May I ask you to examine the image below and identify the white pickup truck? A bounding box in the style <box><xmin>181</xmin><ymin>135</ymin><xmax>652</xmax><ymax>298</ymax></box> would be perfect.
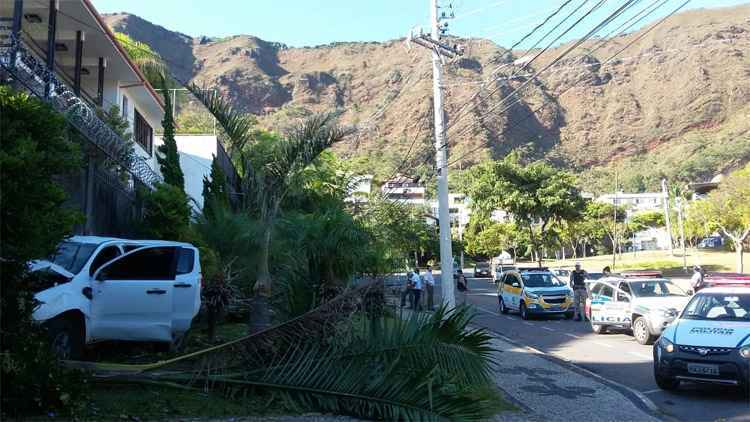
<box><xmin>31</xmin><ymin>236</ymin><xmax>202</xmax><ymax>359</ymax></box>
<box><xmin>587</xmin><ymin>276</ymin><xmax>690</xmax><ymax>344</ymax></box>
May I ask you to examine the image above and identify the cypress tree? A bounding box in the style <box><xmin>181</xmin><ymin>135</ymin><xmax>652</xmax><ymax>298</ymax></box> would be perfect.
<box><xmin>202</xmin><ymin>155</ymin><xmax>230</xmax><ymax>219</ymax></box>
<box><xmin>157</xmin><ymin>75</ymin><xmax>185</xmax><ymax>190</ymax></box>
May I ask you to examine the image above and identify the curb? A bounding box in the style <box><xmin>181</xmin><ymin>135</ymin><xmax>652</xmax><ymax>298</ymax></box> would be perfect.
<box><xmin>470</xmin><ymin>307</ymin><xmax>677</xmax><ymax>422</ymax></box>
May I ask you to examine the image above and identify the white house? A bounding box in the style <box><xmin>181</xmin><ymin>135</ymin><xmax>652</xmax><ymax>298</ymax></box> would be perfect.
<box><xmin>381</xmin><ymin>174</ymin><xmax>426</xmax><ymax>206</ymax></box>
<box><xmin>596</xmin><ymin>192</ymin><xmax>666</xmax><ymax>217</ymax></box>
<box><xmin>429</xmin><ymin>193</ymin><xmax>471</xmax><ymax>229</ymax></box>
<box><xmin>1</xmin><ymin>0</ymin><xmax>165</xmax><ymax>177</ymax></box>
<box><xmin>154</xmin><ymin>134</ymin><xmax>218</xmax><ymax>211</ymax></box>
<box><xmin>632</xmin><ymin>226</ymin><xmax>671</xmax><ymax>251</ymax></box>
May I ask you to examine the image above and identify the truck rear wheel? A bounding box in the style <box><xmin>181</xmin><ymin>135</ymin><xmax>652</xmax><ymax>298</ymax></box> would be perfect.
<box><xmin>634</xmin><ymin>316</ymin><xmax>656</xmax><ymax>345</ymax></box>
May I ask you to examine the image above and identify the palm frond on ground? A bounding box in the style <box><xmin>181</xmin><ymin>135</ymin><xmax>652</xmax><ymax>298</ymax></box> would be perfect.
<box><xmin>91</xmin><ymin>281</ymin><xmax>500</xmax><ymax>420</ymax></box>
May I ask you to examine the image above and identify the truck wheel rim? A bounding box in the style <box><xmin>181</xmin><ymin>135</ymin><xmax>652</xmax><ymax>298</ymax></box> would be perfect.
<box><xmin>53</xmin><ymin>332</ymin><xmax>71</xmax><ymax>359</ymax></box>
<box><xmin>635</xmin><ymin>320</ymin><xmax>647</xmax><ymax>342</ymax></box>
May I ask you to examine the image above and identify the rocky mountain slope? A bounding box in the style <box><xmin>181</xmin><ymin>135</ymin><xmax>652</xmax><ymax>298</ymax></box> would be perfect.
<box><xmin>103</xmin><ymin>5</ymin><xmax>750</xmax><ymax>191</ymax></box>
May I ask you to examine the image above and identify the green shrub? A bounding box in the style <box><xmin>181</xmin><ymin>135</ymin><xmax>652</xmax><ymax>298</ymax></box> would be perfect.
<box><xmin>139</xmin><ymin>183</ymin><xmax>191</xmax><ymax>240</ymax></box>
<box><xmin>0</xmin><ymin>86</ymin><xmax>87</xmax><ymax>416</ymax></box>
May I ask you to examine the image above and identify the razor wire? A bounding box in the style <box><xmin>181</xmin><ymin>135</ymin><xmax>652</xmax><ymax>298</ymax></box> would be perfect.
<box><xmin>0</xmin><ymin>34</ymin><xmax>162</xmax><ymax>190</ymax></box>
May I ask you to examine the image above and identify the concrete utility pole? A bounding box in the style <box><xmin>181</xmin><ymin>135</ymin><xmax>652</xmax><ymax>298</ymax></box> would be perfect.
<box><xmin>661</xmin><ymin>179</ymin><xmax>675</xmax><ymax>256</ymax></box>
<box><xmin>408</xmin><ymin>0</ymin><xmax>462</xmax><ymax>308</ymax></box>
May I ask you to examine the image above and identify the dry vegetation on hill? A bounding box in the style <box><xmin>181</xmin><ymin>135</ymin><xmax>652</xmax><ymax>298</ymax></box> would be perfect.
<box><xmin>104</xmin><ymin>4</ymin><xmax>750</xmax><ymax>192</ymax></box>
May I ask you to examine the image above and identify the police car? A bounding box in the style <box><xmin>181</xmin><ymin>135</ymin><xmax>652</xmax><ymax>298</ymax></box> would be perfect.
<box><xmin>497</xmin><ymin>268</ymin><xmax>574</xmax><ymax>320</ymax></box>
<box><xmin>587</xmin><ymin>276</ymin><xmax>690</xmax><ymax>344</ymax></box>
<box><xmin>653</xmin><ymin>287</ymin><xmax>750</xmax><ymax>394</ymax></box>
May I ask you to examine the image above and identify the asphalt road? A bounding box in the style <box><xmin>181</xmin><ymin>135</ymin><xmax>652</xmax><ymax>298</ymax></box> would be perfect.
<box><xmin>459</xmin><ymin>275</ymin><xmax>750</xmax><ymax>422</ymax></box>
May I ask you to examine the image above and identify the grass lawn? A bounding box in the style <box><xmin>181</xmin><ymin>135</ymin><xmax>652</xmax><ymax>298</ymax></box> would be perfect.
<box><xmin>543</xmin><ymin>249</ymin><xmax>747</xmax><ymax>278</ymax></box>
<box><xmin>85</xmin><ymin>383</ymin><xmax>290</xmax><ymax>421</ymax></box>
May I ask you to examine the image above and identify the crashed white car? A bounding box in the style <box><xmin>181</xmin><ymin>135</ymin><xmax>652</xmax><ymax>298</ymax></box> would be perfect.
<box><xmin>653</xmin><ymin>287</ymin><xmax>750</xmax><ymax>394</ymax></box>
<box><xmin>31</xmin><ymin>236</ymin><xmax>202</xmax><ymax>359</ymax></box>
<box><xmin>587</xmin><ymin>277</ymin><xmax>690</xmax><ymax>344</ymax></box>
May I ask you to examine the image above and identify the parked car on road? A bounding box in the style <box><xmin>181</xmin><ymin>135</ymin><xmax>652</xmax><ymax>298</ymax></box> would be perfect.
<box><xmin>653</xmin><ymin>287</ymin><xmax>750</xmax><ymax>394</ymax></box>
<box><xmin>474</xmin><ymin>262</ymin><xmax>491</xmax><ymax>278</ymax></box>
<box><xmin>30</xmin><ymin>236</ymin><xmax>202</xmax><ymax>359</ymax></box>
<box><xmin>497</xmin><ymin>269</ymin><xmax>574</xmax><ymax>320</ymax></box>
<box><xmin>587</xmin><ymin>276</ymin><xmax>690</xmax><ymax>344</ymax></box>
<box><xmin>493</xmin><ymin>264</ymin><xmax>518</xmax><ymax>283</ymax></box>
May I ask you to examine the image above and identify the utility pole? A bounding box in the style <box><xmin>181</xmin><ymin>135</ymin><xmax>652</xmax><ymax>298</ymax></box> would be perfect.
<box><xmin>408</xmin><ymin>0</ymin><xmax>462</xmax><ymax>308</ymax></box>
<box><xmin>612</xmin><ymin>170</ymin><xmax>618</xmax><ymax>270</ymax></box>
<box><xmin>677</xmin><ymin>195</ymin><xmax>687</xmax><ymax>272</ymax></box>
<box><xmin>661</xmin><ymin>179</ymin><xmax>674</xmax><ymax>256</ymax></box>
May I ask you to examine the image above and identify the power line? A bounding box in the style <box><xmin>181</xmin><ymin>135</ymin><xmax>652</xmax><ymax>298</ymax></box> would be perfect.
<box><xmin>445</xmin><ymin>0</ymin><xmax>692</xmax><ymax>168</ymax></box>
<box><xmin>444</xmin><ymin>0</ymin><xmax>596</xmax><ymax>134</ymax></box>
<box><xmin>446</xmin><ymin>0</ymin><xmax>641</xmax><ymax>143</ymax></box>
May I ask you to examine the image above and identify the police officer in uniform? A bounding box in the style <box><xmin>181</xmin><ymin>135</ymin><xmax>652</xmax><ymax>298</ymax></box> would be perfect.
<box><xmin>569</xmin><ymin>263</ymin><xmax>588</xmax><ymax>321</ymax></box>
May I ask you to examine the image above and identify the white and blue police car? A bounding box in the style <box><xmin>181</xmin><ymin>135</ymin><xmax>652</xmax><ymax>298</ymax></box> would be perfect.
<box><xmin>653</xmin><ymin>287</ymin><xmax>750</xmax><ymax>394</ymax></box>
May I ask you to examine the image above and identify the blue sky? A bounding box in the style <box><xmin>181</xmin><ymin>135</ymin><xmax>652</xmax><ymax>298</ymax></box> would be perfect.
<box><xmin>93</xmin><ymin>0</ymin><xmax>748</xmax><ymax>48</ymax></box>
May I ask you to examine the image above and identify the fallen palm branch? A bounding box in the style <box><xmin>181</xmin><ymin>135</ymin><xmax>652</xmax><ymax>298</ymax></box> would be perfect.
<box><xmin>73</xmin><ymin>279</ymin><xmax>502</xmax><ymax>420</ymax></box>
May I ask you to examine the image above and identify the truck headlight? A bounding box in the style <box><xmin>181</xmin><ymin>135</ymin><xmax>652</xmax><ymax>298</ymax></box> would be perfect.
<box><xmin>659</xmin><ymin>336</ymin><xmax>675</xmax><ymax>353</ymax></box>
<box><xmin>740</xmin><ymin>346</ymin><xmax>750</xmax><ymax>359</ymax></box>
<box><xmin>525</xmin><ymin>291</ymin><xmax>539</xmax><ymax>300</ymax></box>
<box><xmin>654</xmin><ymin>308</ymin><xmax>677</xmax><ymax>318</ymax></box>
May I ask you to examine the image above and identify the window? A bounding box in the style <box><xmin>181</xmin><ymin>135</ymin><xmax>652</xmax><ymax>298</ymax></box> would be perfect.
<box><xmin>98</xmin><ymin>247</ymin><xmax>177</xmax><ymax>281</ymax></box>
<box><xmin>121</xmin><ymin>95</ymin><xmax>129</xmax><ymax>120</ymax></box>
<box><xmin>50</xmin><ymin>242</ymin><xmax>99</xmax><ymax>275</ymax></box>
<box><xmin>599</xmin><ymin>284</ymin><xmax>614</xmax><ymax>299</ymax></box>
<box><xmin>134</xmin><ymin>109</ymin><xmax>153</xmax><ymax>155</ymax></box>
<box><xmin>89</xmin><ymin>246</ymin><xmax>121</xmax><ymax>276</ymax></box>
<box><xmin>176</xmin><ymin>248</ymin><xmax>195</xmax><ymax>275</ymax></box>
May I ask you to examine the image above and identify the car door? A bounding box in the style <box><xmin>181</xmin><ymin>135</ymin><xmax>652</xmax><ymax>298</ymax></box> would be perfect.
<box><xmin>90</xmin><ymin>246</ymin><xmax>177</xmax><ymax>342</ymax></box>
<box><xmin>505</xmin><ymin>274</ymin><xmax>523</xmax><ymax>310</ymax></box>
<box><xmin>171</xmin><ymin>247</ymin><xmax>199</xmax><ymax>334</ymax></box>
<box><xmin>590</xmin><ymin>282</ymin><xmax>627</xmax><ymax>325</ymax></box>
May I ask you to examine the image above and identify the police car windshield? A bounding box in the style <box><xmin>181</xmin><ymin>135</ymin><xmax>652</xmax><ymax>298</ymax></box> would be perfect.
<box><xmin>49</xmin><ymin>241</ymin><xmax>98</xmax><ymax>274</ymax></box>
<box><xmin>629</xmin><ymin>280</ymin><xmax>687</xmax><ymax>298</ymax></box>
<box><xmin>682</xmin><ymin>293</ymin><xmax>750</xmax><ymax>321</ymax></box>
<box><xmin>522</xmin><ymin>273</ymin><xmax>565</xmax><ymax>288</ymax></box>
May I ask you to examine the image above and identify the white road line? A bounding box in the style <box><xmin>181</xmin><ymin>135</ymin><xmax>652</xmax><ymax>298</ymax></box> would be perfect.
<box><xmin>641</xmin><ymin>389</ymin><xmax>662</xmax><ymax>395</ymax></box>
<box><xmin>628</xmin><ymin>351</ymin><xmax>652</xmax><ymax>360</ymax></box>
<box><xmin>592</xmin><ymin>341</ymin><xmax>614</xmax><ymax>349</ymax></box>
<box><xmin>564</xmin><ymin>333</ymin><xmax>582</xmax><ymax>339</ymax></box>
<box><xmin>504</xmin><ymin>316</ymin><xmax>514</xmax><ymax>320</ymax></box>
<box><xmin>541</xmin><ymin>327</ymin><xmax>555</xmax><ymax>332</ymax></box>
<box><xmin>523</xmin><ymin>321</ymin><xmax>534</xmax><ymax>326</ymax></box>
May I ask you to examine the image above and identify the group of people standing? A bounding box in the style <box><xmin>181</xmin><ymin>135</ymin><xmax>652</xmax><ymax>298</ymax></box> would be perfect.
<box><xmin>401</xmin><ymin>267</ymin><xmax>436</xmax><ymax>311</ymax></box>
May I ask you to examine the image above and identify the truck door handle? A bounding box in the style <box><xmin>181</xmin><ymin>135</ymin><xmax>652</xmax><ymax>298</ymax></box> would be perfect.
<box><xmin>173</xmin><ymin>283</ymin><xmax>191</xmax><ymax>288</ymax></box>
<box><xmin>146</xmin><ymin>288</ymin><xmax>167</xmax><ymax>295</ymax></box>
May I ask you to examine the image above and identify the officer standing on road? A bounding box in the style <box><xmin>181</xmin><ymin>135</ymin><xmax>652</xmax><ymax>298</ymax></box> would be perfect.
<box><xmin>423</xmin><ymin>266</ymin><xmax>435</xmax><ymax>310</ymax></box>
<box><xmin>691</xmin><ymin>265</ymin><xmax>704</xmax><ymax>293</ymax></box>
<box><xmin>411</xmin><ymin>269</ymin><xmax>423</xmax><ymax>311</ymax></box>
<box><xmin>569</xmin><ymin>263</ymin><xmax>588</xmax><ymax>321</ymax></box>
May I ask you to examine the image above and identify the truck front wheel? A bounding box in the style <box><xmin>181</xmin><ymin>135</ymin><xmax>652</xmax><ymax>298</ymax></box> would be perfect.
<box><xmin>46</xmin><ymin>316</ymin><xmax>84</xmax><ymax>360</ymax></box>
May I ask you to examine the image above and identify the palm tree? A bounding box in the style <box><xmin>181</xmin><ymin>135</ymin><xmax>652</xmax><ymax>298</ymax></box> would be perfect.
<box><xmin>186</xmin><ymin>85</ymin><xmax>347</xmax><ymax>331</ymax></box>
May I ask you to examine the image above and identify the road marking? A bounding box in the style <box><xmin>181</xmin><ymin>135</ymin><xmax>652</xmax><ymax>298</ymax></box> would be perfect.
<box><xmin>504</xmin><ymin>316</ymin><xmax>514</xmax><ymax>320</ymax></box>
<box><xmin>523</xmin><ymin>321</ymin><xmax>534</xmax><ymax>326</ymax></box>
<box><xmin>541</xmin><ymin>327</ymin><xmax>555</xmax><ymax>332</ymax></box>
<box><xmin>592</xmin><ymin>341</ymin><xmax>614</xmax><ymax>349</ymax></box>
<box><xmin>641</xmin><ymin>389</ymin><xmax>662</xmax><ymax>395</ymax></box>
<box><xmin>564</xmin><ymin>333</ymin><xmax>582</xmax><ymax>339</ymax></box>
<box><xmin>628</xmin><ymin>351</ymin><xmax>652</xmax><ymax>360</ymax></box>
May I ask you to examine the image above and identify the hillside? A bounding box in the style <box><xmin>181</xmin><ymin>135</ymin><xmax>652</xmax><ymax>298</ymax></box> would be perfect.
<box><xmin>103</xmin><ymin>5</ymin><xmax>750</xmax><ymax>192</ymax></box>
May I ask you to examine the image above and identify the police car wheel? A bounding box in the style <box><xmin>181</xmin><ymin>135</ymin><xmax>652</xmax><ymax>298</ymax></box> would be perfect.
<box><xmin>499</xmin><ymin>297</ymin><xmax>508</xmax><ymax>314</ymax></box>
<box><xmin>654</xmin><ymin>370</ymin><xmax>680</xmax><ymax>390</ymax></box>
<box><xmin>591</xmin><ymin>323</ymin><xmax>607</xmax><ymax>334</ymax></box>
<box><xmin>520</xmin><ymin>302</ymin><xmax>529</xmax><ymax>320</ymax></box>
<box><xmin>633</xmin><ymin>317</ymin><xmax>656</xmax><ymax>345</ymax></box>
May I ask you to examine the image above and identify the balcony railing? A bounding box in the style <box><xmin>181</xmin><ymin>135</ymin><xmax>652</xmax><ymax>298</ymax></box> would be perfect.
<box><xmin>0</xmin><ymin>34</ymin><xmax>162</xmax><ymax>190</ymax></box>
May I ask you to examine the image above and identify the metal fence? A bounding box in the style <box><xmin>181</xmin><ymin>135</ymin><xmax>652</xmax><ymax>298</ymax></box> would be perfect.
<box><xmin>58</xmin><ymin>164</ymin><xmax>144</xmax><ymax>237</ymax></box>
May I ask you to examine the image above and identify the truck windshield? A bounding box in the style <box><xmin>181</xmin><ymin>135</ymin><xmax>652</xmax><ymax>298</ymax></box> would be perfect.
<box><xmin>50</xmin><ymin>242</ymin><xmax>98</xmax><ymax>275</ymax></box>
<box><xmin>629</xmin><ymin>280</ymin><xmax>687</xmax><ymax>297</ymax></box>
<box><xmin>523</xmin><ymin>273</ymin><xmax>565</xmax><ymax>288</ymax></box>
<box><xmin>682</xmin><ymin>293</ymin><xmax>750</xmax><ymax>321</ymax></box>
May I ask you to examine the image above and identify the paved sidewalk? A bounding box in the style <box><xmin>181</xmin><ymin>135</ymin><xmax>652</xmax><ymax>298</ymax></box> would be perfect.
<box><xmin>487</xmin><ymin>335</ymin><xmax>661</xmax><ymax>421</ymax></box>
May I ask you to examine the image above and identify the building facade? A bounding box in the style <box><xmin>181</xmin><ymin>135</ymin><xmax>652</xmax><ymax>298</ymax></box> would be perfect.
<box><xmin>1</xmin><ymin>0</ymin><xmax>165</xmax><ymax>235</ymax></box>
<box><xmin>596</xmin><ymin>192</ymin><xmax>666</xmax><ymax>216</ymax></box>
<box><xmin>381</xmin><ymin>174</ymin><xmax>426</xmax><ymax>206</ymax></box>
